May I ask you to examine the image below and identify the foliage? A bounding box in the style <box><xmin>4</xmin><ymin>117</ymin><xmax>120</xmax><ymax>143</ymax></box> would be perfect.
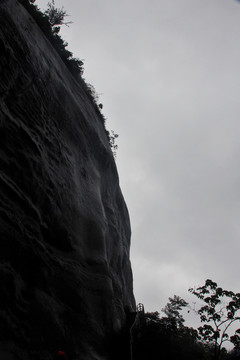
<box><xmin>85</xmin><ymin>83</ymin><xmax>100</xmax><ymax>103</ymax></box>
<box><xmin>131</xmin><ymin>282</ymin><xmax>240</xmax><ymax>360</ymax></box>
<box><xmin>19</xmin><ymin>0</ymin><xmax>84</xmax><ymax>75</ymax></box>
<box><xmin>106</xmin><ymin>130</ymin><xmax>118</xmax><ymax>158</ymax></box>
<box><xmin>19</xmin><ymin>0</ymin><xmax>118</xmax><ymax>156</ymax></box>
<box><xmin>83</xmin><ymin>83</ymin><xmax>119</xmax><ymax>158</ymax></box>
<box><xmin>189</xmin><ymin>279</ymin><xmax>240</xmax><ymax>360</ymax></box>
<box><xmin>162</xmin><ymin>295</ymin><xmax>188</xmax><ymax>328</ymax></box>
<box><xmin>45</xmin><ymin>0</ymin><xmax>72</xmax><ymax>30</ymax></box>
<box><xmin>132</xmin><ymin>298</ymin><xmax>211</xmax><ymax>360</ymax></box>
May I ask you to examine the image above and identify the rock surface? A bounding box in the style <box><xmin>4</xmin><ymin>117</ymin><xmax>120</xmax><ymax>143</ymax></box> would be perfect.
<box><xmin>0</xmin><ymin>1</ymin><xmax>135</xmax><ymax>359</ymax></box>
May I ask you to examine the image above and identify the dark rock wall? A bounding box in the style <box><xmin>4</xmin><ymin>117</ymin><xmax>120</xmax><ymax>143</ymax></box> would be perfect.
<box><xmin>0</xmin><ymin>0</ymin><xmax>135</xmax><ymax>359</ymax></box>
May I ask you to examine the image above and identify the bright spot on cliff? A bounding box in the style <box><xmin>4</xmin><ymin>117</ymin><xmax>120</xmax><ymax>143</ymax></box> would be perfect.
<box><xmin>37</xmin><ymin>0</ymin><xmax>240</xmax><ymax>312</ymax></box>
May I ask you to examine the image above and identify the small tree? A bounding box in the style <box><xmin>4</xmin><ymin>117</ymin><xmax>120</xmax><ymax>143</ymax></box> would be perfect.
<box><xmin>44</xmin><ymin>0</ymin><xmax>72</xmax><ymax>33</ymax></box>
<box><xmin>162</xmin><ymin>295</ymin><xmax>188</xmax><ymax>329</ymax></box>
<box><xmin>189</xmin><ymin>279</ymin><xmax>240</xmax><ymax>360</ymax></box>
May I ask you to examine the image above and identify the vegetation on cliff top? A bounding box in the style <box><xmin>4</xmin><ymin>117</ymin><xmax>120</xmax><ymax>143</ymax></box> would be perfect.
<box><xmin>19</xmin><ymin>0</ymin><xmax>84</xmax><ymax>76</ymax></box>
<box><xmin>19</xmin><ymin>0</ymin><xmax>118</xmax><ymax>156</ymax></box>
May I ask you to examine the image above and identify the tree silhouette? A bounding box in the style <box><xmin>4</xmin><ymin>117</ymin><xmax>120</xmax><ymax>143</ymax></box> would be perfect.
<box><xmin>162</xmin><ymin>295</ymin><xmax>188</xmax><ymax>328</ymax></box>
<box><xmin>132</xmin><ymin>297</ymin><xmax>209</xmax><ymax>360</ymax></box>
<box><xmin>189</xmin><ymin>279</ymin><xmax>240</xmax><ymax>360</ymax></box>
<box><xmin>44</xmin><ymin>0</ymin><xmax>72</xmax><ymax>33</ymax></box>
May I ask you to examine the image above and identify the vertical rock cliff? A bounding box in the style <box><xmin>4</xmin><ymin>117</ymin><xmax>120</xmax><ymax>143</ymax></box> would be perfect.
<box><xmin>0</xmin><ymin>0</ymin><xmax>135</xmax><ymax>359</ymax></box>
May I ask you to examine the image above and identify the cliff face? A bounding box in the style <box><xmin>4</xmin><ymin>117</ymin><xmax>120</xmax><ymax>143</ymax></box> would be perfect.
<box><xmin>0</xmin><ymin>1</ymin><xmax>135</xmax><ymax>359</ymax></box>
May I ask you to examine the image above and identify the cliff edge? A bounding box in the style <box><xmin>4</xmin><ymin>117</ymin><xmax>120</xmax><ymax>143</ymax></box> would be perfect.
<box><xmin>0</xmin><ymin>0</ymin><xmax>135</xmax><ymax>359</ymax></box>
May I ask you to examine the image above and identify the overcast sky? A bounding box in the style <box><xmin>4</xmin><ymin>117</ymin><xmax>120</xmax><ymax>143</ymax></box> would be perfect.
<box><xmin>36</xmin><ymin>0</ymin><xmax>240</xmax><ymax>314</ymax></box>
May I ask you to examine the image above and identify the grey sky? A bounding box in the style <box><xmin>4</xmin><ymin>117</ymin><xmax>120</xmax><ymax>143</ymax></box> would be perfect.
<box><xmin>37</xmin><ymin>0</ymin><xmax>240</xmax><ymax>313</ymax></box>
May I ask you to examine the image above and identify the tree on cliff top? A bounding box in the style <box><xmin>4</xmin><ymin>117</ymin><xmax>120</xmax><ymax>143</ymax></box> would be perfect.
<box><xmin>45</xmin><ymin>0</ymin><xmax>72</xmax><ymax>33</ymax></box>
